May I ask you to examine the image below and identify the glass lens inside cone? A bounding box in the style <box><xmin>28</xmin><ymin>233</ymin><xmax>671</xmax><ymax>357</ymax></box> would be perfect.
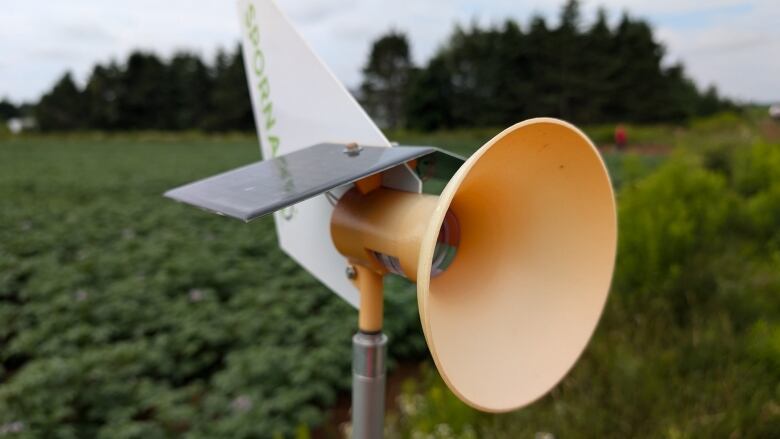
<box><xmin>431</xmin><ymin>210</ymin><xmax>459</xmax><ymax>277</ymax></box>
<box><xmin>371</xmin><ymin>251</ymin><xmax>405</xmax><ymax>277</ymax></box>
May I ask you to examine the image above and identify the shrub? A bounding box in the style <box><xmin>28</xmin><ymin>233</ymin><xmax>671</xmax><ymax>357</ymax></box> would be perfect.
<box><xmin>615</xmin><ymin>155</ymin><xmax>734</xmax><ymax>300</ymax></box>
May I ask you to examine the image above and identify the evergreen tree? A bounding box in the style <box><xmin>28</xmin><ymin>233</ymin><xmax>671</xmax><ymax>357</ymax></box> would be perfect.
<box><xmin>35</xmin><ymin>72</ymin><xmax>87</xmax><ymax>131</ymax></box>
<box><xmin>525</xmin><ymin>15</ymin><xmax>558</xmax><ymax>117</ymax></box>
<box><xmin>168</xmin><ymin>53</ymin><xmax>213</xmax><ymax>130</ymax></box>
<box><xmin>204</xmin><ymin>45</ymin><xmax>254</xmax><ymax>132</ymax></box>
<box><xmin>117</xmin><ymin>52</ymin><xmax>169</xmax><ymax>129</ymax></box>
<box><xmin>0</xmin><ymin>98</ymin><xmax>19</xmax><ymax>121</ymax></box>
<box><xmin>406</xmin><ymin>56</ymin><xmax>455</xmax><ymax>130</ymax></box>
<box><xmin>581</xmin><ymin>8</ymin><xmax>616</xmax><ymax>123</ymax></box>
<box><xmin>360</xmin><ymin>31</ymin><xmax>414</xmax><ymax>129</ymax></box>
<box><xmin>83</xmin><ymin>62</ymin><xmax>123</xmax><ymax>130</ymax></box>
<box><xmin>553</xmin><ymin>0</ymin><xmax>584</xmax><ymax>120</ymax></box>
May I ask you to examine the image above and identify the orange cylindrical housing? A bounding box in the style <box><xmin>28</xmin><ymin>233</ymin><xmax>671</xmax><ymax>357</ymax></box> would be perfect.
<box><xmin>330</xmin><ymin>187</ymin><xmax>439</xmax><ymax>282</ymax></box>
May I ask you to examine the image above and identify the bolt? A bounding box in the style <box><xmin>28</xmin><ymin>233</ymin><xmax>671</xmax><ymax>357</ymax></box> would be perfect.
<box><xmin>344</xmin><ymin>142</ymin><xmax>362</xmax><ymax>156</ymax></box>
<box><xmin>345</xmin><ymin>265</ymin><xmax>357</xmax><ymax>279</ymax></box>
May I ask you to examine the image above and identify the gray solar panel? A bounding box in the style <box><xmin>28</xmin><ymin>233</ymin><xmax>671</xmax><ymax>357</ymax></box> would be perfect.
<box><xmin>164</xmin><ymin>143</ymin><xmax>461</xmax><ymax>222</ymax></box>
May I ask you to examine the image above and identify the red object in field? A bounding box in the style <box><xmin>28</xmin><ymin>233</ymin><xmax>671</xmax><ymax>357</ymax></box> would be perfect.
<box><xmin>614</xmin><ymin>124</ymin><xmax>627</xmax><ymax>150</ymax></box>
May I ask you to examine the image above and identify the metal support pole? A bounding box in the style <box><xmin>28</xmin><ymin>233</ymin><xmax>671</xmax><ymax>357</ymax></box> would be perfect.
<box><xmin>351</xmin><ymin>331</ymin><xmax>388</xmax><ymax>438</ymax></box>
<box><xmin>348</xmin><ymin>264</ymin><xmax>386</xmax><ymax>438</ymax></box>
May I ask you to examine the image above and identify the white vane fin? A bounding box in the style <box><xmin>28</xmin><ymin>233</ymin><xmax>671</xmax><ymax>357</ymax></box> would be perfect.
<box><xmin>236</xmin><ymin>0</ymin><xmax>420</xmax><ymax>307</ymax></box>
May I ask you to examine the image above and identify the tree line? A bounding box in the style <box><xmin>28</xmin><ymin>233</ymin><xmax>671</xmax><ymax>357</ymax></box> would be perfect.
<box><xmin>362</xmin><ymin>0</ymin><xmax>735</xmax><ymax>130</ymax></box>
<box><xmin>4</xmin><ymin>0</ymin><xmax>735</xmax><ymax>132</ymax></box>
<box><xmin>19</xmin><ymin>45</ymin><xmax>254</xmax><ymax>132</ymax></box>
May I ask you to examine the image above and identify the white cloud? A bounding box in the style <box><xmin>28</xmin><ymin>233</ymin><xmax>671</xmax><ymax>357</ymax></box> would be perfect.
<box><xmin>646</xmin><ymin>0</ymin><xmax>780</xmax><ymax>102</ymax></box>
<box><xmin>0</xmin><ymin>0</ymin><xmax>777</xmax><ymax>103</ymax></box>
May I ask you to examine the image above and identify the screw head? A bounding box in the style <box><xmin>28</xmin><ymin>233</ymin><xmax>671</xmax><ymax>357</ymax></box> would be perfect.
<box><xmin>345</xmin><ymin>265</ymin><xmax>357</xmax><ymax>279</ymax></box>
<box><xmin>343</xmin><ymin>142</ymin><xmax>362</xmax><ymax>156</ymax></box>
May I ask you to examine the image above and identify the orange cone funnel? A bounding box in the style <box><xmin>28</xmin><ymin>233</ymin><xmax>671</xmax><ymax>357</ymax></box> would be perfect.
<box><xmin>416</xmin><ymin>118</ymin><xmax>617</xmax><ymax>412</ymax></box>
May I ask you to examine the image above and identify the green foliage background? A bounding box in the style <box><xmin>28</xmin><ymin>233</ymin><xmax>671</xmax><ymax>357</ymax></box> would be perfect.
<box><xmin>1</xmin><ymin>115</ymin><xmax>779</xmax><ymax>438</ymax></box>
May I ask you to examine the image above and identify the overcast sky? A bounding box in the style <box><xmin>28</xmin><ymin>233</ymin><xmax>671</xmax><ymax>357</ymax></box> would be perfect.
<box><xmin>1</xmin><ymin>0</ymin><xmax>778</xmax><ymax>104</ymax></box>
